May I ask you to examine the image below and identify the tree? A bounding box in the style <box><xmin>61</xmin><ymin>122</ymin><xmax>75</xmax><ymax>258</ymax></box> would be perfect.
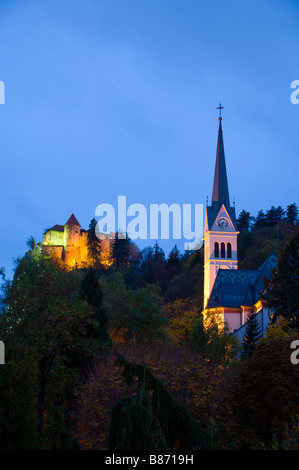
<box><xmin>189</xmin><ymin>311</ymin><xmax>240</xmax><ymax>363</ymax></box>
<box><xmin>241</xmin><ymin>310</ymin><xmax>261</xmax><ymax>359</ymax></box>
<box><xmin>265</xmin><ymin>206</ymin><xmax>285</xmax><ymax>227</ymax></box>
<box><xmin>112</xmin><ymin>231</ymin><xmax>132</xmax><ymax>268</ymax></box>
<box><xmin>87</xmin><ymin>218</ymin><xmax>102</xmax><ymax>268</ymax></box>
<box><xmin>253</xmin><ymin>210</ymin><xmax>267</xmax><ymax>230</ymax></box>
<box><xmin>108</xmin><ymin>353</ymin><xmax>219</xmax><ymax>450</ymax></box>
<box><xmin>166</xmin><ymin>244</ymin><xmax>181</xmax><ymax>274</ymax></box>
<box><xmin>100</xmin><ymin>273</ymin><xmax>167</xmax><ymax>344</ymax></box>
<box><xmin>79</xmin><ymin>268</ymin><xmax>110</xmax><ymax>347</ymax></box>
<box><xmin>0</xmin><ymin>253</ymin><xmax>105</xmax><ymax>449</ymax></box>
<box><xmin>228</xmin><ymin>335</ymin><xmax>299</xmax><ymax>449</ymax></box>
<box><xmin>262</xmin><ymin>229</ymin><xmax>299</xmax><ymax>330</ymax></box>
<box><xmin>237</xmin><ymin>210</ymin><xmax>253</xmax><ymax>232</ymax></box>
<box><xmin>286</xmin><ymin>203</ymin><xmax>299</xmax><ymax>226</ymax></box>
<box><xmin>26</xmin><ymin>236</ymin><xmax>36</xmax><ymax>250</ymax></box>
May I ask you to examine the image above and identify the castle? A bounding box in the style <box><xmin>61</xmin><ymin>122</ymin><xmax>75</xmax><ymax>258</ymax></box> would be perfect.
<box><xmin>203</xmin><ymin>110</ymin><xmax>276</xmax><ymax>337</ymax></box>
<box><xmin>42</xmin><ymin>214</ymin><xmax>112</xmax><ymax>269</ymax></box>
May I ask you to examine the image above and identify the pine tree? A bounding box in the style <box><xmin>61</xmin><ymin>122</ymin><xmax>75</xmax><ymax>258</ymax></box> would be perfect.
<box><xmin>112</xmin><ymin>231</ymin><xmax>132</xmax><ymax>268</ymax></box>
<box><xmin>237</xmin><ymin>210</ymin><xmax>253</xmax><ymax>232</ymax></box>
<box><xmin>241</xmin><ymin>310</ymin><xmax>261</xmax><ymax>359</ymax></box>
<box><xmin>87</xmin><ymin>218</ymin><xmax>102</xmax><ymax>268</ymax></box>
<box><xmin>253</xmin><ymin>210</ymin><xmax>267</xmax><ymax>230</ymax></box>
<box><xmin>286</xmin><ymin>203</ymin><xmax>299</xmax><ymax>226</ymax></box>
<box><xmin>167</xmin><ymin>244</ymin><xmax>181</xmax><ymax>269</ymax></box>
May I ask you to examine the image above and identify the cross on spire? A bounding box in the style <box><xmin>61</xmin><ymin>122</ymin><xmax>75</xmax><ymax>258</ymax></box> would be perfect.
<box><xmin>217</xmin><ymin>102</ymin><xmax>224</xmax><ymax>119</ymax></box>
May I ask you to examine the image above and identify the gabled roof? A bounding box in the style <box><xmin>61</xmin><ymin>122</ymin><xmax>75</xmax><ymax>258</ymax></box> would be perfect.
<box><xmin>48</xmin><ymin>224</ymin><xmax>64</xmax><ymax>232</ymax></box>
<box><xmin>207</xmin><ymin>253</ymin><xmax>277</xmax><ymax>309</ymax></box>
<box><xmin>206</xmin><ymin>203</ymin><xmax>236</xmax><ymax>231</ymax></box>
<box><xmin>65</xmin><ymin>214</ymin><xmax>80</xmax><ymax>226</ymax></box>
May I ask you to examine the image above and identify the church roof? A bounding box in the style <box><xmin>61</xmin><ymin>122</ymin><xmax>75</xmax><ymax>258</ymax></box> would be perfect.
<box><xmin>206</xmin><ymin>117</ymin><xmax>236</xmax><ymax>229</ymax></box>
<box><xmin>207</xmin><ymin>253</ymin><xmax>277</xmax><ymax>309</ymax></box>
<box><xmin>212</xmin><ymin>118</ymin><xmax>230</xmax><ymax>209</ymax></box>
<box><xmin>65</xmin><ymin>214</ymin><xmax>80</xmax><ymax>226</ymax></box>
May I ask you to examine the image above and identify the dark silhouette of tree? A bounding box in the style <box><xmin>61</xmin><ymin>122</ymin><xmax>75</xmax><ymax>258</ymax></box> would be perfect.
<box><xmin>237</xmin><ymin>210</ymin><xmax>254</xmax><ymax>232</ymax></box>
<box><xmin>241</xmin><ymin>310</ymin><xmax>261</xmax><ymax>359</ymax></box>
<box><xmin>79</xmin><ymin>268</ymin><xmax>109</xmax><ymax>347</ymax></box>
<box><xmin>262</xmin><ymin>229</ymin><xmax>299</xmax><ymax>330</ymax></box>
<box><xmin>265</xmin><ymin>206</ymin><xmax>285</xmax><ymax>227</ymax></box>
<box><xmin>108</xmin><ymin>353</ymin><xmax>219</xmax><ymax>450</ymax></box>
<box><xmin>253</xmin><ymin>210</ymin><xmax>267</xmax><ymax>230</ymax></box>
<box><xmin>286</xmin><ymin>203</ymin><xmax>299</xmax><ymax>226</ymax></box>
<box><xmin>167</xmin><ymin>244</ymin><xmax>181</xmax><ymax>271</ymax></box>
<box><xmin>26</xmin><ymin>236</ymin><xmax>36</xmax><ymax>250</ymax></box>
<box><xmin>112</xmin><ymin>231</ymin><xmax>132</xmax><ymax>268</ymax></box>
<box><xmin>87</xmin><ymin>218</ymin><xmax>102</xmax><ymax>268</ymax></box>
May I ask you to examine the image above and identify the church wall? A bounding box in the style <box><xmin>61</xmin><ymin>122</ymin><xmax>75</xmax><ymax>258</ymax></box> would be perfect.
<box><xmin>224</xmin><ymin>311</ymin><xmax>242</xmax><ymax>332</ymax></box>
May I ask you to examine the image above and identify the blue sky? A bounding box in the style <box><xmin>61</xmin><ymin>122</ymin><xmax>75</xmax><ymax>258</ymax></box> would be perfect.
<box><xmin>0</xmin><ymin>0</ymin><xmax>298</xmax><ymax>278</ymax></box>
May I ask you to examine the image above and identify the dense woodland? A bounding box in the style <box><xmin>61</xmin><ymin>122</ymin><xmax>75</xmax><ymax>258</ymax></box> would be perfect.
<box><xmin>0</xmin><ymin>203</ymin><xmax>299</xmax><ymax>450</ymax></box>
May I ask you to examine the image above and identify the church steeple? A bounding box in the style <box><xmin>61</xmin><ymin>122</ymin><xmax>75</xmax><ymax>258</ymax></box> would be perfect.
<box><xmin>212</xmin><ymin>108</ymin><xmax>230</xmax><ymax>210</ymax></box>
<box><xmin>205</xmin><ymin>105</ymin><xmax>236</xmax><ymax>230</ymax></box>
<box><xmin>203</xmin><ymin>105</ymin><xmax>238</xmax><ymax>309</ymax></box>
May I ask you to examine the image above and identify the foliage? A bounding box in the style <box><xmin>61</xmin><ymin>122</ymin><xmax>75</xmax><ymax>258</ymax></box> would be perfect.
<box><xmin>79</xmin><ymin>268</ymin><xmax>110</xmax><ymax>347</ymax></box>
<box><xmin>227</xmin><ymin>335</ymin><xmax>299</xmax><ymax>449</ymax></box>
<box><xmin>108</xmin><ymin>352</ymin><xmax>220</xmax><ymax>450</ymax></box>
<box><xmin>241</xmin><ymin>309</ymin><xmax>261</xmax><ymax>359</ymax></box>
<box><xmin>262</xmin><ymin>228</ymin><xmax>299</xmax><ymax>330</ymax></box>
<box><xmin>100</xmin><ymin>272</ymin><xmax>167</xmax><ymax>344</ymax></box>
<box><xmin>266</xmin><ymin>315</ymin><xmax>299</xmax><ymax>338</ymax></box>
<box><xmin>73</xmin><ymin>343</ymin><xmax>234</xmax><ymax>450</ymax></box>
<box><xmin>269</xmin><ymin>414</ymin><xmax>299</xmax><ymax>450</ymax></box>
<box><xmin>0</xmin><ymin>254</ymin><xmax>105</xmax><ymax>449</ymax></box>
<box><xmin>189</xmin><ymin>311</ymin><xmax>240</xmax><ymax>364</ymax></box>
<box><xmin>87</xmin><ymin>218</ymin><xmax>102</xmax><ymax>268</ymax></box>
<box><xmin>164</xmin><ymin>296</ymin><xmax>202</xmax><ymax>345</ymax></box>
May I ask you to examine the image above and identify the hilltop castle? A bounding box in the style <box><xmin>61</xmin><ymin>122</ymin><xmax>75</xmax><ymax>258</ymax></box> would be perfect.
<box><xmin>42</xmin><ymin>214</ymin><xmax>112</xmax><ymax>269</ymax></box>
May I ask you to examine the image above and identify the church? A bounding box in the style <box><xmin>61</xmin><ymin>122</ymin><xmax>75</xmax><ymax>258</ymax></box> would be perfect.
<box><xmin>202</xmin><ymin>108</ymin><xmax>277</xmax><ymax>339</ymax></box>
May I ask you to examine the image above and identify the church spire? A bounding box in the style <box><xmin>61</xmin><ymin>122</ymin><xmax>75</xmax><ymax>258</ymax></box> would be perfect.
<box><xmin>212</xmin><ymin>104</ymin><xmax>230</xmax><ymax>209</ymax></box>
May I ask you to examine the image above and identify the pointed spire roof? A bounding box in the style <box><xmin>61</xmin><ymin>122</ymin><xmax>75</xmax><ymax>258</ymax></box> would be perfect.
<box><xmin>206</xmin><ymin>108</ymin><xmax>236</xmax><ymax>230</ymax></box>
<box><xmin>212</xmin><ymin>117</ymin><xmax>230</xmax><ymax>209</ymax></box>
<box><xmin>65</xmin><ymin>214</ymin><xmax>80</xmax><ymax>226</ymax></box>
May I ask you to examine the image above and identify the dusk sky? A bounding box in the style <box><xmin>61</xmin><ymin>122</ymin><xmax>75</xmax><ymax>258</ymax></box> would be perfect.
<box><xmin>0</xmin><ymin>0</ymin><xmax>298</xmax><ymax>279</ymax></box>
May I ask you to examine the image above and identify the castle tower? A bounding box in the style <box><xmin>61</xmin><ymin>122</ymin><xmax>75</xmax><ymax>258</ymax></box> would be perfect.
<box><xmin>64</xmin><ymin>214</ymin><xmax>81</xmax><ymax>268</ymax></box>
<box><xmin>203</xmin><ymin>108</ymin><xmax>238</xmax><ymax>308</ymax></box>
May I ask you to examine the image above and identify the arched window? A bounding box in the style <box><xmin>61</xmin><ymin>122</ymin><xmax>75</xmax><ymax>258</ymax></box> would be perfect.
<box><xmin>221</xmin><ymin>242</ymin><xmax>226</xmax><ymax>258</ymax></box>
<box><xmin>214</xmin><ymin>242</ymin><xmax>219</xmax><ymax>258</ymax></box>
<box><xmin>227</xmin><ymin>242</ymin><xmax>232</xmax><ymax>259</ymax></box>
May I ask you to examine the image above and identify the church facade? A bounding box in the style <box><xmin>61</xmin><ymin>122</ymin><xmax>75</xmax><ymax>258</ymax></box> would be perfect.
<box><xmin>203</xmin><ymin>112</ymin><xmax>276</xmax><ymax>336</ymax></box>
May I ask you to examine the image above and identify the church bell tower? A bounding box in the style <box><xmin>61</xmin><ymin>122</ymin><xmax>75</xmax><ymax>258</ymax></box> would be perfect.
<box><xmin>203</xmin><ymin>106</ymin><xmax>238</xmax><ymax>308</ymax></box>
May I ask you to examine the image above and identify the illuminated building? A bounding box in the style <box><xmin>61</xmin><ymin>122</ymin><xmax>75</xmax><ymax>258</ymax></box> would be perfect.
<box><xmin>203</xmin><ymin>109</ymin><xmax>276</xmax><ymax>336</ymax></box>
<box><xmin>42</xmin><ymin>214</ymin><xmax>112</xmax><ymax>269</ymax></box>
